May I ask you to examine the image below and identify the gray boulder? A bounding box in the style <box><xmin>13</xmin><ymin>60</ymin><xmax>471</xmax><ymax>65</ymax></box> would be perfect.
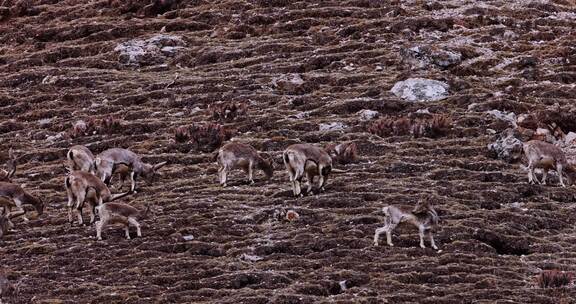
<box><xmin>115</xmin><ymin>34</ymin><xmax>186</xmax><ymax>66</ymax></box>
<box><xmin>487</xmin><ymin>128</ymin><xmax>524</xmax><ymax>163</ymax></box>
<box><xmin>391</xmin><ymin>78</ymin><xmax>450</xmax><ymax>102</ymax></box>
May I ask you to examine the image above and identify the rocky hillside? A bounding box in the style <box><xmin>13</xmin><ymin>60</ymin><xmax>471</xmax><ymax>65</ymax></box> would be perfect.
<box><xmin>1</xmin><ymin>0</ymin><xmax>576</xmax><ymax>303</ymax></box>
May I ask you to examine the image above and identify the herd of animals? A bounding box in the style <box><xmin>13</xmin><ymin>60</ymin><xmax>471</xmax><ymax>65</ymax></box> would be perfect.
<box><xmin>0</xmin><ymin>131</ymin><xmax>572</xmax><ymax>250</ymax></box>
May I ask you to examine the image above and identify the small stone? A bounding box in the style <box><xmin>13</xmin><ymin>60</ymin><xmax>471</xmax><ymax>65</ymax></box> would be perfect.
<box><xmin>357</xmin><ymin>109</ymin><xmax>379</xmax><ymax>121</ymax></box>
<box><xmin>319</xmin><ymin>122</ymin><xmax>347</xmax><ymax>132</ymax></box>
<box><xmin>239</xmin><ymin>253</ymin><xmax>263</xmax><ymax>262</ymax></box>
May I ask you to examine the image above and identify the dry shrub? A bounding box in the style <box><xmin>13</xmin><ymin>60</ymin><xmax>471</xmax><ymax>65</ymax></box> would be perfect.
<box><xmin>174</xmin><ymin>123</ymin><xmax>233</xmax><ymax>152</ymax></box>
<box><xmin>209</xmin><ymin>102</ymin><xmax>247</xmax><ymax>122</ymax></box>
<box><xmin>324</xmin><ymin>142</ymin><xmax>358</xmax><ymax>165</ymax></box>
<box><xmin>67</xmin><ymin>117</ymin><xmax>123</xmax><ymax>138</ymax></box>
<box><xmin>537</xmin><ymin>270</ymin><xmax>572</xmax><ymax>288</ymax></box>
<box><xmin>174</xmin><ymin>125</ymin><xmax>190</xmax><ymax>143</ymax></box>
<box><xmin>368</xmin><ymin>115</ymin><xmax>452</xmax><ymax>138</ymax></box>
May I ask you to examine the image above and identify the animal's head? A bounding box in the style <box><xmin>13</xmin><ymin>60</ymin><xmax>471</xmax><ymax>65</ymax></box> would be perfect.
<box><xmin>0</xmin><ymin>148</ymin><xmax>17</xmax><ymax>182</ymax></box>
<box><xmin>321</xmin><ymin>164</ymin><xmax>332</xmax><ymax>176</ymax></box>
<box><xmin>35</xmin><ymin>197</ymin><xmax>46</xmax><ymax>216</ymax></box>
<box><xmin>325</xmin><ymin>142</ymin><xmax>357</xmax><ymax>165</ymax></box>
<box><xmin>141</xmin><ymin>161</ymin><xmax>167</xmax><ymax>182</ymax></box>
<box><xmin>258</xmin><ymin>153</ymin><xmax>274</xmax><ymax>179</ymax></box>
<box><xmin>413</xmin><ymin>196</ymin><xmax>433</xmax><ymax>214</ymax></box>
<box><xmin>94</xmin><ymin>157</ymin><xmax>115</xmax><ymax>185</ymax></box>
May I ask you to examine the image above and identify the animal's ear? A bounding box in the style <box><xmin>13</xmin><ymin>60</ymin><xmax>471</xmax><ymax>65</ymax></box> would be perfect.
<box><xmin>94</xmin><ymin>157</ymin><xmax>102</xmax><ymax>167</ymax></box>
<box><xmin>153</xmin><ymin>161</ymin><xmax>167</xmax><ymax>171</ymax></box>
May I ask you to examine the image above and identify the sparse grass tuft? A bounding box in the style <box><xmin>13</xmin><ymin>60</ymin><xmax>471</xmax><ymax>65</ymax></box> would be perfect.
<box><xmin>537</xmin><ymin>270</ymin><xmax>572</xmax><ymax>289</ymax></box>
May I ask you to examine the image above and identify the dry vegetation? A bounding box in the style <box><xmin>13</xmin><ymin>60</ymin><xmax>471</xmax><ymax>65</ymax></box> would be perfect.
<box><xmin>1</xmin><ymin>0</ymin><xmax>576</xmax><ymax>303</ymax></box>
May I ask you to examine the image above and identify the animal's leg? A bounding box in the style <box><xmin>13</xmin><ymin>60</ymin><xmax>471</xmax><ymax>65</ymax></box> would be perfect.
<box><xmin>89</xmin><ymin>202</ymin><xmax>97</xmax><ymax>224</ymax></box>
<box><xmin>419</xmin><ymin>226</ymin><xmax>426</xmax><ymax>248</ymax></box>
<box><xmin>96</xmin><ymin>219</ymin><xmax>106</xmax><ymax>240</ymax></box>
<box><xmin>541</xmin><ymin>170</ymin><xmax>548</xmax><ymax>185</ymax></box>
<box><xmin>374</xmin><ymin>226</ymin><xmax>389</xmax><ymax>246</ymax></box>
<box><xmin>429</xmin><ymin>231</ymin><xmax>438</xmax><ymax>250</ymax></box>
<box><xmin>247</xmin><ymin>161</ymin><xmax>254</xmax><ymax>185</ymax></box>
<box><xmin>218</xmin><ymin>165</ymin><xmax>225</xmax><ymax>186</ymax></box>
<box><xmin>76</xmin><ymin>207</ymin><xmax>84</xmax><ymax>226</ymax></box>
<box><xmin>286</xmin><ymin>165</ymin><xmax>297</xmax><ymax>196</ymax></box>
<box><xmin>75</xmin><ymin>191</ymin><xmax>86</xmax><ymax>226</ymax></box>
<box><xmin>67</xmin><ymin>192</ymin><xmax>75</xmax><ymax>224</ymax></box>
<box><xmin>318</xmin><ymin>165</ymin><xmax>326</xmax><ymax>192</ymax></box>
<box><xmin>306</xmin><ymin>171</ymin><xmax>314</xmax><ymax>194</ymax></box>
<box><xmin>294</xmin><ymin>173</ymin><xmax>303</xmax><ymax>197</ymax></box>
<box><xmin>527</xmin><ymin>161</ymin><xmax>535</xmax><ymax>184</ymax></box>
<box><xmin>221</xmin><ymin>166</ymin><xmax>229</xmax><ymax>187</ymax></box>
<box><xmin>557</xmin><ymin>164</ymin><xmax>566</xmax><ymax>187</ymax></box>
<box><xmin>124</xmin><ymin>224</ymin><xmax>131</xmax><ymax>240</ymax></box>
<box><xmin>130</xmin><ymin>171</ymin><xmax>136</xmax><ymax>192</ymax></box>
<box><xmin>386</xmin><ymin>223</ymin><xmax>398</xmax><ymax>247</ymax></box>
<box><xmin>128</xmin><ymin>217</ymin><xmax>141</xmax><ymax>237</ymax></box>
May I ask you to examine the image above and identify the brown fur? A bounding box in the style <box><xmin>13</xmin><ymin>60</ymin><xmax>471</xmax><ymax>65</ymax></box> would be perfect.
<box><xmin>216</xmin><ymin>142</ymin><xmax>273</xmax><ymax>187</ymax></box>
<box><xmin>65</xmin><ymin>171</ymin><xmax>132</xmax><ymax>225</ymax></box>
<box><xmin>67</xmin><ymin>145</ymin><xmax>95</xmax><ymax>173</ymax></box>
<box><xmin>0</xmin><ymin>210</ymin><xmax>13</xmax><ymax>239</ymax></box>
<box><xmin>324</xmin><ymin>142</ymin><xmax>357</xmax><ymax>165</ymax></box>
<box><xmin>0</xmin><ymin>182</ymin><xmax>43</xmax><ymax>222</ymax></box>
<box><xmin>283</xmin><ymin>143</ymin><xmax>333</xmax><ymax>196</ymax></box>
<box><xmin>96</xmin><ymin>203</ymin><xmax>149</xmax><ymax>240</ymax></box>
<box><xmin>374</xmin><ymin>199</ymin><xmax>440</xmax><ymax>249</ymax></box>
<box><xmin>523</xmin><ymin>140</ymin><xmax>571</xmax><ymax>187</ymax></box>
<box><xmin>95</xmin><ymin>148</ymin><xmax>166</xmax><ymax>192</ymax></box>
<box><xmin>0</xmin><ymin>149</ymin><xmax>17</xmax><ymax>182</ymax></box>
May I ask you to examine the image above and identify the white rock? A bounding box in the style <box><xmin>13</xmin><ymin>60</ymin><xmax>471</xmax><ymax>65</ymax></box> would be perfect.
<box><xmin>239</xmin><ymin>253</ymin><xmax>263</xmax><ymax>262</ymax></box>
<box><xmin>565</xmin><ymin>132</ymin><xmax>576</xmax><ymax>145</ymax></box>
<box><xmin>357</xmin><ymin>109</ymin><xmax>379</xmax><ymax>121</ymax></box>
<box><xmin>319</xmin><ymin>122</ymin><xmax>347</xmax><ymax>131</ymax></box>
<box><xmin>486</xmin><ymin>110</ymin><xmax>517</xmax><ymax>127</ymax></box>
<box><xmin>487</xmin><ymin>128</ymin><xmax>523</xmax><ymax>163</ymax></box>
<box><xmin>391</xmin><ymin>78</ymin><xmax>450</xmax><ymax>102</ymax></box>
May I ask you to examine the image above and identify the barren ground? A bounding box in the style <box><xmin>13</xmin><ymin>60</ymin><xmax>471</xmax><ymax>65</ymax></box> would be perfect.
<box><xmin>1</xmin><ymin>0</ymin><xmax>576</xmax><ymax>303</ymax></box>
